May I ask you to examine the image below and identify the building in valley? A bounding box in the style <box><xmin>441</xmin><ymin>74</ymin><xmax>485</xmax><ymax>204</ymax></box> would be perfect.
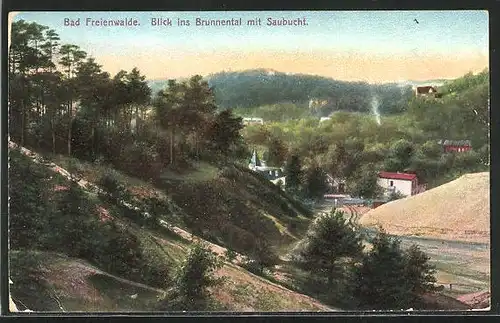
<box><xmin>437</xmin><ymin>139</ymin><xmax>472</xmax><ymax>153</ymax></box>
<box><xmin>377</xmin><ymin>171</ymin><xmax>425</xmax><ymax>197</ymax></box>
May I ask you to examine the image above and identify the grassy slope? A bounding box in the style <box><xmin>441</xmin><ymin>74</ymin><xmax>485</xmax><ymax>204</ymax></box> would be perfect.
<box><xmin>51</xmin><ymin>154</ymin><xmax>313</xmax><ymax>255</ymax></box>
<box><xmin>10</xmin><ymin>150</ymin><xmax>330</xmax><ymax>312</ymax></box>
<box><xmin>10</xmin><ymin>250</ymin><xmax>332</xmax><ymax>312</ymax></box>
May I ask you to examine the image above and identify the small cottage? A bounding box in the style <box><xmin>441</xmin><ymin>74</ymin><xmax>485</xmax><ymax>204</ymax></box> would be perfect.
<box><xmin>243</xmin><ymin>117</ymin><xmax>264</xmax><ymax>126</ymax></box>
<box><xmin>415</xmin><ymin>86</ymin><xmax>438</xmax><ymax>97</ymax></box>
<box><xmin>437</xmin><ymin>139</ymin><xmax>472</xmax><ymax>153</ymax></box>
<box><xmin>377</xmin><ymin>171</ymin><xmax>419</xmax><ymax>197</ymax></box>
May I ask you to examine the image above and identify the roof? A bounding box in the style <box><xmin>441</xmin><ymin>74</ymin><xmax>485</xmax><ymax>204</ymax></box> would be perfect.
<box><xmin>416</xmin><ymin>86</ymin><xmax>437</xmax><ymax>94</ymax></box>
<box><xmin>437</xmin><ymin>139</ymin><xmax>472</xmax><ymax>146</ymax></box>
<box><xmin>378</xmin><ymin>171</ymin><xmax>417</xmax><ymax>181</ymax></box>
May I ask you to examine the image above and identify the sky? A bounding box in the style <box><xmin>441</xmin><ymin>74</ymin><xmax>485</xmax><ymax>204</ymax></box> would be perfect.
<box><xmin>10</xmin><ymin>11</ymin><xmax>489</xmax><ymax>83</ymax></box>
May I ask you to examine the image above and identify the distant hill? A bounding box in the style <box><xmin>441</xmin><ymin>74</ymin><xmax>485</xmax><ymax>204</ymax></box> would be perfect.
<box><xmin>148</xmin><ymin>69</ymin><xmax>414</xmax><ymax>116</ymax></box>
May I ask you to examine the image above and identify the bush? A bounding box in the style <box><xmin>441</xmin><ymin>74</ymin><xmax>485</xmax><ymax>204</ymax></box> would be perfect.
<box><xmin>388</xmin><ymin>191</ymin><xmax>406</xmax><ymax>201</ymax></box>
<box><xmin>224</xmin><ymin>249</ymin><xmax>238</xmax><ymax>263</ymax></box>
<box><xmin>98</xmin><ymin>171</ymin><xmax>130</xmax><ymax>203</ymax></box>
<box><xmin>159</xmin><ymin>243</ymin><xmax>225</xmax><ymax>311</ymax></box>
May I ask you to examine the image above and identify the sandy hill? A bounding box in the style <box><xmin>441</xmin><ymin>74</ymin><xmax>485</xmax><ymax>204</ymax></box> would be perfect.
<box><xmin>359</xmin><ymin>172</ymin><xmax>489</xmax><ymax>243</ymax></box>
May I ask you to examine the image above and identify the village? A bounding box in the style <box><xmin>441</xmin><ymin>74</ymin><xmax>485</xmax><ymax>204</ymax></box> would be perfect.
<box><xmin>244</xmin><ymin>85</ymin><xmax>474</xmax><ymax>210</ymax></box>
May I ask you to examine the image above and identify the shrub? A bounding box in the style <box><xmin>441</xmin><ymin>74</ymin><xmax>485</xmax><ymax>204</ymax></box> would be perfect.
<box><xmin>159</xmin><ymin>243</ymin><xmax>225</xmax><ymax>311</ymax></box>
<box><xmin>98</xmin><ymin>171</ymin><xmax>130</xmax><ymax>203</ymax></box>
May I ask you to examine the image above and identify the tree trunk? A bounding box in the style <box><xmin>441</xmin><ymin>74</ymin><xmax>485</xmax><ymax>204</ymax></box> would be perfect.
<box><xmin>51</xmin><ymin>118</ymin><xmax>56</xmax><ymax>154</ymax></box>
<box><xmin>67</xmin><ymin>101</ymin><xmax>72</xmax><ymax>156</ymax></box>
<box><xmin>170</xmin><ymin>124</ymin><xmax>175</xmax><ymax>165</ymax></box>
<box><xmin>21</xmin><ymin>100</ymin><xmax>25</xmax><ymax>146</ymax></box>
<box><xmin>135</xmin><ymin>105</ymin><xmax>140</xmax><ymax>134</ymax></box>
<box><xmin>67</xmin><ymin>119</ymin><xmax>72</xmax><ymax>156</ymax></box>
<box><xmin>91</xmin><ymin>127</ymin><xmax>95</xmax><ymax>158</ymax></box>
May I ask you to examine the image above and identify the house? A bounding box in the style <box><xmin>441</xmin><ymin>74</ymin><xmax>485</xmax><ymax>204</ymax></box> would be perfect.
<box><xmin>248</xmin><ymin>150</ymin><xmax>285</xmax><ymax>187</ymax></box>
<box><xmin>437</xmin><ymin>139</ymin><xmax>472</xmax><ymax>153</ymax></box>
<box><xmin>243</xmin><ymin>117</ymin><xmax>264</xmax><ymax>126</ymax></box>
<box><xmin>415</xmin><ymin>86</ymin><xmax>438</xmax><ymax>97</ymax></box>
<box><xmin>377</xmin><ymin>171</ymin><xmax>420</xmax><ymax>197</ymax></box>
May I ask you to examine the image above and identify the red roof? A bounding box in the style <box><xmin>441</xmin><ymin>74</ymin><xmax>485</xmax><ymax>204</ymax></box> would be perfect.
<box><xmin>378</xmin><ymin>171</ymin><xmax>417</xmax><ymax>181</ymax></box>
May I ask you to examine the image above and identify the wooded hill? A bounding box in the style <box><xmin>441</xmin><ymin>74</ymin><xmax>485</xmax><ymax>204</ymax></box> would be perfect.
<box><xmin>150</xmin><ymin>69</ymin><xmax>416</xmax><ymax>116</ymax></box>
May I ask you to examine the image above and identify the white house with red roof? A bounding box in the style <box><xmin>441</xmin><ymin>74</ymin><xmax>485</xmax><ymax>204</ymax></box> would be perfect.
<box><xmin>377</xmin><ymin>171</ymin><xmax>421</xmax><ymax>197</ymax></box>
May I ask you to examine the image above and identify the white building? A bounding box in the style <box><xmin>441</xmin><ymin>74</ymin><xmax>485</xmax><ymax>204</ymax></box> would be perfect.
<box><xmin>377</xmin><ymin>171</ymin><xmax>419</xmax><ymax>197</ymax></box>
<box><xmin>243</xmin><ymin>117</ymin><xmax>264</xmax><ymax>126</ymax></box>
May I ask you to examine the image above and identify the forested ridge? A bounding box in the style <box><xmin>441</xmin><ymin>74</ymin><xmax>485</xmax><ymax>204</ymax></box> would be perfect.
<box><xmin>150</xmin><ymin>68</ymin><xmax>417</xmax><ymax>116</ymax></box>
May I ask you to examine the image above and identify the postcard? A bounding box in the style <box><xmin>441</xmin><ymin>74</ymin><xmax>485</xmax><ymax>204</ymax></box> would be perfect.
<box><xmin>7</xmin><ymin>10</ymin><xmax>490</xmax><ymax>313</ymax></box>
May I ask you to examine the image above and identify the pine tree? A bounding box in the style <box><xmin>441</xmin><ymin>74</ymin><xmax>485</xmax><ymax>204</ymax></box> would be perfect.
<box><xmin>284</xmin><ymin>154</ymin><xmax>302</xmax><ymax>193</ymax></box>
<box><xmin>163</xmin><ymin>242</ymin><xmax>224</xmax><ymax>311</ymax></box>
<box><xmin>403</xmin><ymin>244</ymin><xmax>438</xmax><ymax>303</ymax></box>
<box><xmin>297</xmin><ymin>209</ymin><xmax>363</xmax><ymax>285</ymax></box>
<box><xmin>354</xmin><ymin>228</ymin><xmax>412</xmax><ymax>310</ymax></box>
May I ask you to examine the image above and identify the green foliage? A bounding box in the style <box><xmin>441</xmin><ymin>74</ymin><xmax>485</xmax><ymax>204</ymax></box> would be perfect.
<box><xmin>403</xmin><ymin>245</ymin><xmax>439</xmax><ymax>300</ymax></box>
<box><xmin>301</xmin><ymin>163</ymin><xmax>328</xmax><ymax>199</ymax></box>
<box><xmin>9</xmin><ymin>150</ymin><xmax>171</xmax><ymax>289</ymax></box>
<box><xmin>354</xmin><ymin>228</ymin><xmax>438</xmax><ymax>310</ymax></box>
<box><xmin>98</xmin><ymin>171</ymin><xmax>131</xmax><ymax>203</ymax></box>
<box><xmin>266</xmin><ymin>137</ymin><xmax>287</xmax><ymax>167</ymax></box>
<box><xmin>233</xmin><ymin>102</ymin><xmax>311</xmax><ymax>122</ymax></box>
<box><xmin>388</xmin><ymin>190</ymin><xmax>406</xmax><ymax>201</ymax></box>
<box><xmin>206</xmin><ymin>109</ymin><xmax>245</xmax><ymax>157</ymax></box>
<box><xmin>160</xmin><ymin>242</ymin><xmax>224</xmax><ymax>311</ymax></box>
<box><xmin>205</xmin><ymin>69</ymin><xmax>413</xmax><ymax>115</ymax></box>
<box><xmin>295</xmin><ymin>209</ymin><xmax>363</xmax><ymax>283</ymax></box>
<box><xmin>284</xmin><ymin>154</ymin><xmax>302</xmax><ymax>192</ymax></box>
<box><xmin>347</xmin><ymin>165</ymin><xmax>384</xmax><ymax>199</ymax></box>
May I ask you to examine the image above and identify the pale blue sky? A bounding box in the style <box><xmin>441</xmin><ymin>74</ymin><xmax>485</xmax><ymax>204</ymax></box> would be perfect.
<box><xmin>13</xmin><ymin>11</ymin><xmax>488</xmax><ymax>55</ymax></box>
<box><xmin>11</xmin><ymin>11</ymin><xmax>489</xmax><ymax>82</ymax></box>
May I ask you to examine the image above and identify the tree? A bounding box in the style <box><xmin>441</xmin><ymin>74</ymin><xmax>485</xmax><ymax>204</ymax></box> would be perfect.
<box><xmin>403</xmin><ymin>244</ymin><xmax>438</xmax><ymax>303</ymax></box>
<box><xmin>59</xmin><ymin>44</ymin><xmax>87</xmax><ymax>156</ymax></box>
<box><xmin>284</xmin><ymin>154</ymin><xmax>302</xmax><ymax>193</ymax></box>
<box><xmin>301</xmin><ymin>163</ymin><xmax>328</xmax><ymax>199</ymax></box>
<box><xmin>384</xmin><ymin>139</ymin><xmax>415</xmax><ymax>172</ymax></box>
<box><xmin>348</xmin><ymin>166</ymin><xmax>383</xmax><ymax>199</ymax></box>
<box><xmin>354</xmin><ymin>228</ymin><xmax>411</xmax><ymax>309</ymax></box>
<box><xmin>162</xmin><ymin>242</ymin><xmax>224</xmax><ymax>311</ymax></box>
<box><xmin>296</xmin><ymin>209</ymin><xmax>363</xmax><ymax>285</ymax></box>
<box><xmin>354</xmin><ymin>228</ymin><xmax>437</xmax><ymax>310</ymax></box>
<box><xmin>154</xmin><ymin>79</ymin><xmax>186</xmax><ymax>165</ymax></box>
<box><xmin>266</xmin><ymin>136</ymin><xmax>287</xmax><ymax>167</ymax></box>
<box><xmin>206</xmin><ymin>109</ymin><xmax>244</xmax><ymax>156</ymax></box>
<box><xmin>75</xmin><ymin>57</ymin><xmax>112</xmax><ymax>158</ymax></box>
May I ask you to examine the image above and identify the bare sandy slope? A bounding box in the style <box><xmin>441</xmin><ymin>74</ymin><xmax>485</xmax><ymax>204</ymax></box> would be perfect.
<box><xmin>359</xmin><ymin>172</ymin><xmax>490</xmax><ymax>244</ymax></box>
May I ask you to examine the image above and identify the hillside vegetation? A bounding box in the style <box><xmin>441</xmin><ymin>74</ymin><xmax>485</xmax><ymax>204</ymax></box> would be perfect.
<box><xmin>9</xmin><ymin>148</ymin><xmax>331</xmax><ymax>312</ymax></box>
<box><xmin>241</xmin><ymin>69</ymin><xmax>489</xmax><ymax>200</ymax></box>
